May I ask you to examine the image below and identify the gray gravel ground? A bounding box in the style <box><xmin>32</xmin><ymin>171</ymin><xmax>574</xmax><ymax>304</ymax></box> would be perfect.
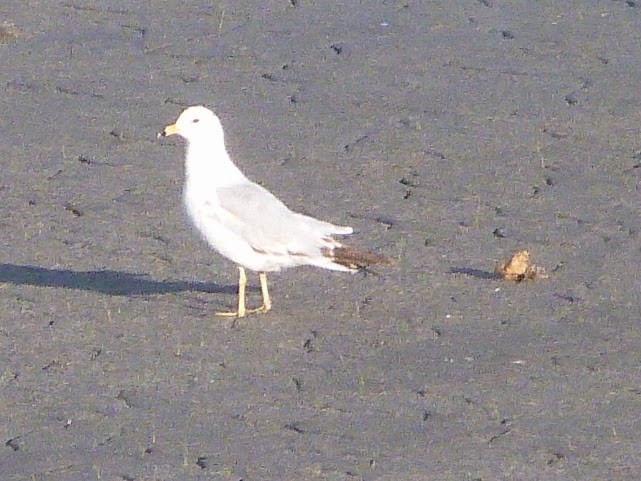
<box><xmin>2</xmin><ymin>1</ymin><xmax>641</xmax><ymax>480</ymax></box>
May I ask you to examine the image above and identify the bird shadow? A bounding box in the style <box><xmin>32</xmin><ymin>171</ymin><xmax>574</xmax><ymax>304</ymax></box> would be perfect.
<box><xmin>450</xmin><ymin>267</ymin><xmax>499</xmax><ymax>280</ymax></box>
<box><xmin>0</xmin><ymin>263</ymin><xmax>238</xmax><ymax>296</ymax></box>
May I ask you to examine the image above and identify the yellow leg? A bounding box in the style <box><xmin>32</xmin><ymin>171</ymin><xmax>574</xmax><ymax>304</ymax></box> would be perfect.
<box><xmin>245</xmin><ymin>272</ymin><xmax>271</xmax><ymax>314</ymax></box>
<box><xmin>216</xmin><ymin>266</ymin><xmax>247</xmax><ymax>318</ymax></box>
<box><xmin>260</xmin><ymin>272</ymin><xmax>272</xmax><ymax>312</ymax></box>
<box><xmin>215</xmin><ymin>269</ymin><xmax>271</xmax><ymax>318</ymax></box>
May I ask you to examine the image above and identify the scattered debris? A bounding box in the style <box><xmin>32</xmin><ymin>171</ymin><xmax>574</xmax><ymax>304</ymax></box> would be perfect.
<box><xmin>64</xmin><ymin>203</ymin><xmax>83</xmax><ymax>217</ymax></box>
<box><xmin>109</xmin><ymin>129</ymin><xmax>126</xmax><ymax>140</ymax></box>
<box><xmin>283</xmin><ymin>423</ymin><xmax>305</xmax><ymax>434</ymax></box>
<box><xmin>0</xmin><ymin>22</ymin><xmax>21</xmax><ymax>42</ymax></box>
<box><xmin>501</xmin><ymin>29</ymin><xmax>515</xmax><ymax>39</ymax></box>
<box><xmin>330</xmin><ymin>43</ymin><xmax>342</xmax><ymax>54</ymax></box>
<box><xmin>495</xmin><ymin>250</ymin><xmax>548</xmax><ymax>282</ymax></box>
<box><xmin>5</xmin><ymin>437</ymin><xmax>21</xmax><ymax>451</ymax></box>
<box><xmin>564</xmin><ymin>92</ymin><xmax>578</xmax><ymax>105</ymax></box>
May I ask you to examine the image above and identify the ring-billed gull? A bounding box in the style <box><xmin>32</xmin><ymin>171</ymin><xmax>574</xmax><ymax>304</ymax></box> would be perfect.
<box><xmin>159</xmin><ymin>105</ymin><xmax>391</xmax><ymax>318</ymax></box>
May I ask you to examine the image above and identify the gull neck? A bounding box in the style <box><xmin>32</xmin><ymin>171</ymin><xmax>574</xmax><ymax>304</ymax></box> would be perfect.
<box><xmin>184</xmin><ymin>138</ymin><xmax>248</xmax><ymax>187</ymax></box>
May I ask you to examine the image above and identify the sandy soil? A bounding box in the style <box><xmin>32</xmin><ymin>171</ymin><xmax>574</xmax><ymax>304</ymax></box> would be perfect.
<box><xmin>2</xmin><ymin>1</ymin><xmax>641</xmax><ymax>480</ymax></box>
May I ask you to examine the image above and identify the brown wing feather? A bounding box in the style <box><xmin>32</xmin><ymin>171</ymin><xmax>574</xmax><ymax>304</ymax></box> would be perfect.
<box><xmin>322</xmin><ymin>245</ymin><xmax>392</xmax><ymax>270</ymax></box>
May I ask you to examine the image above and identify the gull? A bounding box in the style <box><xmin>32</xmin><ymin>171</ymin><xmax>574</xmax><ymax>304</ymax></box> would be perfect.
<box><xmin>159</xmin><ymin>105</ymin><xmax>391</xmax><ymax>318</ymax></box>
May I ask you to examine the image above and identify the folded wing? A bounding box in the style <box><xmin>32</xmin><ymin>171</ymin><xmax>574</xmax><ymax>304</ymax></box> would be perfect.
<box><xmin>215</xmin><ymin>182</ymin><xmax>352</xmax><ymax>259</ymax></box>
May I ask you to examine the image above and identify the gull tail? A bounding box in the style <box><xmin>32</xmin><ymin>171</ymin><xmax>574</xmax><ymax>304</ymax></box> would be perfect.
<box><xmin>322</xmin><ymin>245</ymin><xmax>393</xmax><ymax>271</ymax></box>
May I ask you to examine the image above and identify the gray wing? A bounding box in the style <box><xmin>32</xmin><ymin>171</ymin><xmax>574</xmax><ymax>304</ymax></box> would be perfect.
<box><xmin>215</xmin><ymin>182</ymin><xmax>352</xmax><ymax>256</ymax></box>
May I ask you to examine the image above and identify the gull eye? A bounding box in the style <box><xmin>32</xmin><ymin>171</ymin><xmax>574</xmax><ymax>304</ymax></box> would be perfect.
<box><xmin>192</xmin><ymin>118</ymin><xmax>200</xmax><ymax>123</ymax></box>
